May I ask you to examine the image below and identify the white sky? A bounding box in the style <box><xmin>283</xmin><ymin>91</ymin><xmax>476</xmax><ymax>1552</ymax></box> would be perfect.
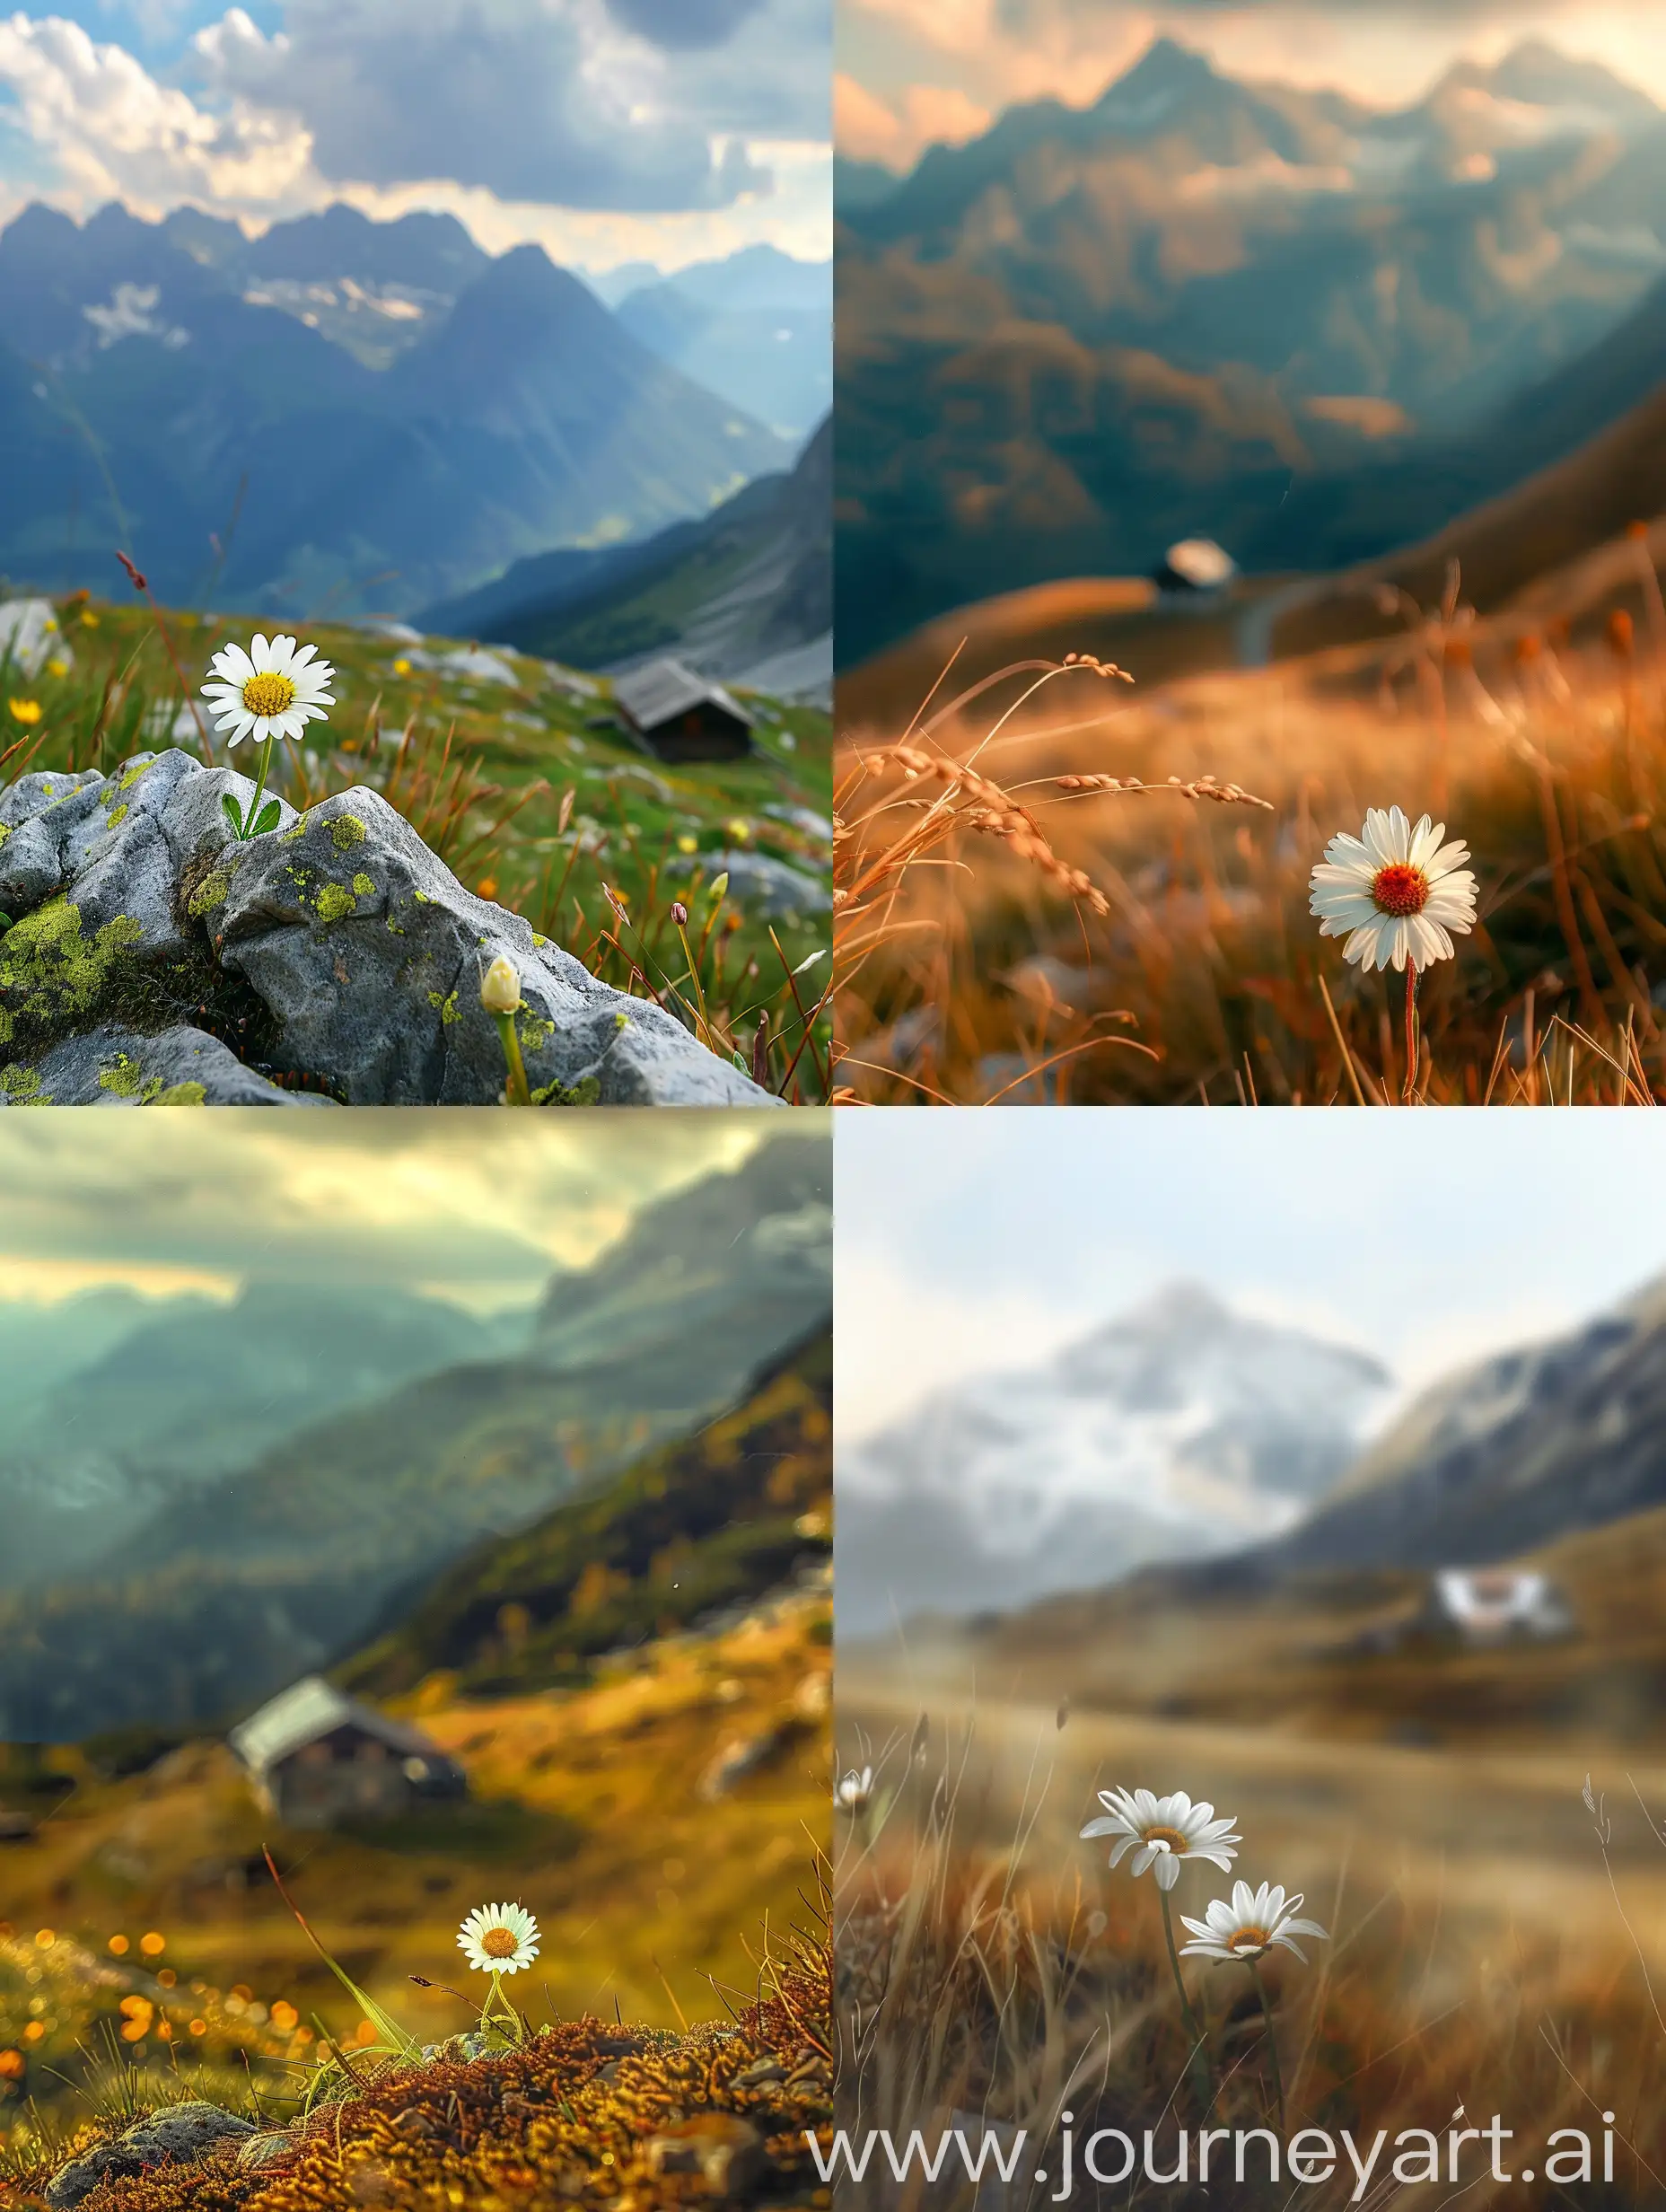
<box><xmin>837</xmin><ymin>1110</ymin><xmax>1666</xmax><ymax>1440</ymax></box>
<box><xmin>838</xmin><ymin>0</ymin><xmax>1666</xmax><ymax>169</ymax></box>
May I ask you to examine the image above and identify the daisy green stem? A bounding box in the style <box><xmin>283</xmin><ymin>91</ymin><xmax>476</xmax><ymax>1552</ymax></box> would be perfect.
<box><xmin>240</xmin><ymin>733</ymin><xmax>275</xmax><ymax>840</ymax></box>
<box><xmin>1159</xmin><ymin>1888</ymin><xmax>1214</xmax><ymax>2110</ymax></box>
<box><xmin>1248</xmin><ymin>1959</ymin><xmax>1286</xmax><ymax>2140</ymax></box>
<box><xmin>1402</xmin><ymin>959</ymin><xmax>1418</xmax><ymax>1104</ymax></box>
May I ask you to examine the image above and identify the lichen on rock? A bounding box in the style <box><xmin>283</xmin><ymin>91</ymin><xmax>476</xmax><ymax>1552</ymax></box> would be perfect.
<box><xmin>0</xmin><ymin>752</ymin><xmax>778</xmax><ymax>1106</ymax></box>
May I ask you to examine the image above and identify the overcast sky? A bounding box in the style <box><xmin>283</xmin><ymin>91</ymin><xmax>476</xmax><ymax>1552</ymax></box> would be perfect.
<box><xmin>0</xmin><ymin>0</ymin><xmax>830</xmax><ymax>270</ymax></box>
<box><xmin>837</xmin><ymin>1110</ymin><xmax>1666</xmax><ymax>1439</ymax></box>
<box><xmin>0</xmin><ymin>1110</ymin><xmax>772</xmax><ymax>1312</ymax></box>
<box><xmin>838</xmin><ymin>0</ymin><xmax>1666</xmax><ymax>170</ymax></box>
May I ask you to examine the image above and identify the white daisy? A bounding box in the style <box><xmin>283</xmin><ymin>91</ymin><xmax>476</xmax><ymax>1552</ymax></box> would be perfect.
<box><xmin>1179</xmin><ymin>1881</ymin><xmax>1328</xmax><ymax>1964</ymax></box>
<box><xmin>457</xmin><ymin>1901</ymin><xmax>540</xmax><ymax>1977</ymax></box>
<box><xmin>835</xmin><ymin>1766</ymin><xmax>873</xmax><ymax>1813</ymax></box>
<box><xmin>1080</xmin><ymin>1787</ymin><xmax>1241</xmax><ymax>1892</ymax></box>
<box><xmin>1309</xmin><ymin>806</ymin><xmax>1477</xmax><ymax>973</ymax></box>
<box><xmin>201</xmin><ymin>632</ymin><xmax>335</xmax><ymax>749</ymax></box>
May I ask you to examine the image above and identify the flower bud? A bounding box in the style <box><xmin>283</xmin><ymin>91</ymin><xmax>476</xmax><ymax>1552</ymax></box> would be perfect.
<box><xmin>479</xmin><ymin>954</ymin><xmax>521</xmax><ymax>1014</ymax></box>
<box><xmin>670</xmin><ymin>900</ymin><xmax>688</xmax><ymax>927</ymax></box>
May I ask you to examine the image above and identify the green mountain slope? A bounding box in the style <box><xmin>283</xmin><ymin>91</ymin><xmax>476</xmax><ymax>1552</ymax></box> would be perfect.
<box><xmin>418</xmin><ymin>418</ymin><xmax>830</xmax><ymax>682</ymax></box>
<box><xmin>340</xmin><ymin>1324</ymin><xmax>831</xmax><ymax>1700</ymax></box>
<box><xmin>0</xmin><ymin>1285</ymin><xmax>512</xmax><ymax>1590</ymax></box>
<box><xmin>0</xmin><ymin>1130</ymin><xmax>830</xmax><ymax>1740</ymax></box>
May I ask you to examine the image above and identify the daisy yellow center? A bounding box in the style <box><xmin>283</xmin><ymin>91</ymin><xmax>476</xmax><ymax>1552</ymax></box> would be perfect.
<box><xmin>1371</xmin><ymin>862</ymin><xmax>1429</xmax><ymax>917</ymax></box>
<box><xmin>1142</xmin><ymin>1826</ymin><xmax>1190</xmax><ymax>1854</ymax></box>
<box><xmin>479</xmin><ymin>1927</ymin><xmax>519</xmax><ymax>1959</ymax></box>
<box><xmin>1227</xmin><ymin>1928</ymin><xmax>1269</xmax><ymax>1953</ymax></box>
<box><xmin>241</xmin><ymin>672</ymin><xmax>297</xmax><ymax>719</ymax></box>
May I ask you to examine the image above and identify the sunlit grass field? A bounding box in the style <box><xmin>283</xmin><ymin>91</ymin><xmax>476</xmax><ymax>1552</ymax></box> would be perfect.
<box><xmin>837</xmin><ymin>1640</ymin><xmax>1666</xmax><ymax>2208</ymax></box>
<box><xmin>1</xmin><ymin>594</ymin><xmax>832</xmax><ymax>1098</ymax></box>
<box><xmin>835</xmin><ymin>540</ymin><xmax>1666</xmax><ymax>1106</ymax></box>
<box><xmin>0</xmin><ymin>1591</ymin><xmax>829</xmax><ymax>2171</ymax></box>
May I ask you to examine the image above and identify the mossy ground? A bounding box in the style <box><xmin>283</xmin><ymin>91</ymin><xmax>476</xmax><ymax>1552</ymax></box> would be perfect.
<box><xmin>0</xmin><ymin>1942</ymin><xmax>831</xmax><ymax>2209</ymax></box>
<box><xmin>0</xmin><ymin>1591</ymin><xmax>830</xmax><ymax>2170</ymax></box>
<box><xmin>0</xmin><ymin>598</ymin><xmax>830</xmax><ymax>1097</ymax></box>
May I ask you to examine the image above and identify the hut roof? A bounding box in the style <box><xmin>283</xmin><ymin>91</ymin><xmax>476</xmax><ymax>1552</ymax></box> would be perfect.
<box><xmin>229</xmin><ymin>1675</ymin><xmax>445</xmax><ymax>1775</ymax></box>
<box><xmin>613</xmin><ymin>658</ymin><xmax>752</xmax><ymax>734</ymax></box>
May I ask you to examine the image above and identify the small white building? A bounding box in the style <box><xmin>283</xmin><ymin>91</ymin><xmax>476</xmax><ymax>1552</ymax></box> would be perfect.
<box><xmin>1430</xmin><ymin>1569</ymin><xmax>1572</xmax><ymax>1645</ymax></box>
<box><xmin>1153</xmin><ymin>539</ymin><xmax>1237</xmax><ymax>594</ymax></box>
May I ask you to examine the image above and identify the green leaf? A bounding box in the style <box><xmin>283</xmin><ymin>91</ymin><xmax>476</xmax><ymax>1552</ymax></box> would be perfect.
<box><xmin>252</xmin><ymin>798</ymin><xmax>282</xmax><ymax>836</ymax></box>
<box><xmin>221</xmin><ymin>792</ymin><xmax>245</xmax><ymax>838</ymax></box>
<box><xmin>0</xmin><ymin>914</ymin><xmax>12</xmax><ymax>935</ymax></box>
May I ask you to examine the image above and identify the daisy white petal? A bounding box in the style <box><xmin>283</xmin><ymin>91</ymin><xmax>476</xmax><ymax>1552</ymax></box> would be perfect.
<box><xmin>1178</xmin><ymin>1880</ymin><xmax>1328</xmax><ymax>1964</ymax></box>
<box><xmin>457</xmin><ymin>1900</ymin><xmax>541</xmax><ymax>1976</ymax></box>
<box><xmin>200</xmin><ymin>630</ymin><xmax>338</xmax><ymax>754</ymax></box>
<box><xmin>1080</xmin><ymin>1786</ymin><xmax>1241</xmax><ymax>1886</ymax></box>
<box><xmin>1311</xmin><ymin>806</ymin><xmax>1476</xmax><ymax>971</ymax></box>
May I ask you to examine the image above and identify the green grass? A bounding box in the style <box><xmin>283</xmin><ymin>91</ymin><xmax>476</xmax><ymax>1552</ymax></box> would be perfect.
<box><xmin>0</xmin><ymin>594</ymin><xmax>831</xmax><ymax>1099</ymax></box>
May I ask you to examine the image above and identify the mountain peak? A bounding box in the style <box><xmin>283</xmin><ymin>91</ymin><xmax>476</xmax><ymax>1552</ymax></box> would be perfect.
<box><xmin>1485</xmin><ymin>38</ymin><xmax>1659</xmax><ymax>118</ymax></box>
<box><xmin>1096</xmin><ymin>36</ymin><xmax>1220</xmax><ymax>113</ymax></box>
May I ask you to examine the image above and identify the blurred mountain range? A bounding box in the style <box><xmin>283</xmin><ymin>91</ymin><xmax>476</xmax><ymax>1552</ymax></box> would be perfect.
<box><xmin>0</xmin><ymin>1126</ymin><xmax>831</xmax><ymax>1737</ymax></box>
<box><xmin>846</xmin><ymin>1268</ymin><xmax>1666</xmax><ymax>1640</ymax></box>
<box><xmin>609</xmin><ymin>245</ymin><xmax>831</xmax><ymax>440</ymax></box>
<box><xmin>0</xmin><ymin>1285</ymin><xmax>518</xmax><ymax>1589</ymax></box>
<box><xmin>0</xmin><ymin>202</ymin><xmax>820</xmax><ymax>621</ymax></box>
<box><xmin>837</xmin><ymin>1284</ymin><xmax>1390</xmax><ymax>1634</ymax></box>
<box><xmin>417</xmin><ymin>416</ymin><xmax>830</xmax><ymax>689</ymax></box>
<box><xmin>837</xmin><ymin>36</ymin><xmax>1666</xmax><ymax>663</ymax></box>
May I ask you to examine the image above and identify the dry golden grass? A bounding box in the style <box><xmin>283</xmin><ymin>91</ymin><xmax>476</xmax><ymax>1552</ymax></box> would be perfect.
<box><xmin>835</xmin><ymin>1683</ymin><xmax>1666</xmax><ymax>2209</ymax></box>
<box><xmin>0</xmin><ymin>1593</ymin><xmax>829</xmax><ymax>2171</ymax></box>
<box><xmin>834</xmin><ymin>546</ymin><xmax>1666</xmax><ymax>1104</ymax></box>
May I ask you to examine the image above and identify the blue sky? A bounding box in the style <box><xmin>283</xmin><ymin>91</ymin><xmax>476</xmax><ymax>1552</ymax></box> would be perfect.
<box><xmin>837</xmin><ymin>1110</ymin><xmax>1666</xmax><ymax>1436</ymax></box>
<box><xmin>0</xmin><ymin>0</ymin><xmax>831</xmax><ymax>270</ymax></box>
<box><xmin>837</xmin><ymin>0</ymin><xmax>1666</xmax><ymax>171</ymax></box>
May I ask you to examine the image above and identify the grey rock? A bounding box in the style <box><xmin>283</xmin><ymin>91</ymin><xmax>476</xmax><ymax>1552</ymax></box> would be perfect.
<box><xmin>0</xmin><ymin>598</ymin><xmax>71</xmax><ymax>681</ymax></box>
<box><xmin>419</xmin><ymin>2029</ymin><xmax>494</xmax><ymax>2064</ymax></box>
<box><xmin>236</xmin><ymin>2129</ymin><xmax>299</xmax><ymax>2172</ymax></box>
<box><xmin>673</xmin><ymin>847</ymin><xmax>830</xmax><ymax>918</ymax></box>
<box><xmin>0</xmin><ymin>1023</ymin><xmax>329</xmax><ymax>1106</ymax></box>
<box><xmin>0</xmin><ymin>815</ymin><xmax>65</xmax><ymax>917</ymax></box>
<box><xmin>761</xmin><ymin>803</ymin><xmax>833</xmax><ymax>843</ymax></box>
<box><xmin>0</xmin><ymin>752</ymin><xmax>775</xmax><ymax>1106</ymax></box>
<box><xmin>643</xmin><ymin>2114</ymin><xmax>766</xmax><ymax>2194</ymax></box>
<box><xmin>214</xmin><ymin>787</ymin><xmax>770</xmax><ymax>1105</ymax></box>
<box><xmin>47</xmin><ymin>2101</ymin><xmax>257</xmax><ymax>2207</ymax></box>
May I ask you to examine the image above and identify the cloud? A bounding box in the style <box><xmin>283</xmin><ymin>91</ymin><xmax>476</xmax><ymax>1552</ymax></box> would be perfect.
<box><xmin>0</xmin><ymin>1115</ymin><xmax>776</xmax><ymax>1305</ymax></box>
<box><xmin>845</xmin><ymin>0</ymin><xmax>1666</xmax><ymax>116</ymax></box>
<box><xmin>0</xmin><ymin>12</ymin><xmax>313</xmax><ymax>214</ymax></box>
<box><xmin>195</xmin><ymin>0</ymin><xmax>825</xmax><ymax>211</ymax></box>
<box><xmin>835</xmin><ymin>71</ymin><xmax>991</xmax><ymax>164</ymax></box>
<box><xmin>604</xmin><ymin>0</ymin><xmax>767</xmax><ymax>48</ymax></box>
<box><xmin>0</xmin><ymin>1</ymin><xmax>829</xmax><ymax>252</ymax></box>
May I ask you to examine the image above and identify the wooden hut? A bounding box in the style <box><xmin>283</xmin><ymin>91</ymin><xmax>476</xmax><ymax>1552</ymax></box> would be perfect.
<box><xmin>613</xmin><ymin>659</ymin><xmax>754</xmax><ymax>762</ymax></box>
<box><xmin>229</xmin><ymin>1676</ymin><xmax>466</xmax><ymax>1830</ymax></box>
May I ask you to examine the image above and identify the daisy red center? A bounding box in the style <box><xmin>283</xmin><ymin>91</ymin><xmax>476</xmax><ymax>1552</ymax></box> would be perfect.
<box><xmin>1371</xmin><ymin>862</ymin><xmax>1428</xmax><ymax>917</ymax></box>
<box><xmin>480</xmin><ymin>1927</ymin><xmax>519</xmax><ymax>1959</ymax></box>
<box><xmin>1228</xmin><ymin>1928</ymin><xmax>1269</xmax><ymax>1953</ymax></box>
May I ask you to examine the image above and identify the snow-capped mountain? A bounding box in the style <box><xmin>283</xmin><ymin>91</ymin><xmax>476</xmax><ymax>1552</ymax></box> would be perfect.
<box><xmin>837</xmin><ymin>1284</ymin><xmax>1391</xmax><ymax>1636</ymax></box>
